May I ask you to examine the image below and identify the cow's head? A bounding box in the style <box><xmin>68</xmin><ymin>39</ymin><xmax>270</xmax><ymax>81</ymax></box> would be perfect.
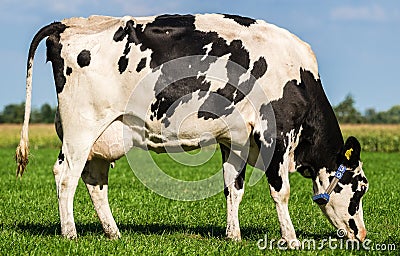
<box><xmin>311</xmin><ymin>136</ymin><xmax>368</xmax><ymax>241</ymax></box>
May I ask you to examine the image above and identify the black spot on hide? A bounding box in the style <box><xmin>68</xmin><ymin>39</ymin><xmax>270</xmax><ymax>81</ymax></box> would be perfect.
<box><xmin>77</xmin><ymin>50</ymin><xmax>91</xmax><ymax>68</ymax></box>
<box><xmin>66</xmin><ymin>67</ymin><xmax>72</xmax><ymax>76</ymax></box>
<box><xmin>113</xmin><ymin>20</ymin><xmax>140</xmax><ymax>74</ymax></box>
<box><xmin>224</xmin><ymin>187</ymin><xmax>229</xmax><ymax>197</ymax></box>
<box><xmin>46</xmin><ymin>23</ymin><xmax>68</xmax><ymax>94</ymax></box>
<box><xmin>58</xmin><ymin>150</ymin><xmax>65</xmax><ymax>164</ymax></box>
<box><xmin>234</xmin><ymin>170</ymin><xmax>245</xmax><ymax>190</ymax></box>
<box><xmin>223</xmin><ymin>14</ymin><xmax>257</xmax><ymax>27</ymax></box>
<box><xmin>136</xmin><ymin>57</ymin><xmax>147</xmax><ymax>72</ymax></box>
<box><xmin>348</xmin><ymin>187</ymin><xmax>366</xmax><ymax>216</ymax></box>
<box><xmin>349</xmin><ymin>219</ymin><xmax>358</xmax><ymax>236</ymax></box>
<box><xmin>118</xmin><ymin>56</ymin><xmax>129</xmax><ymax>74</ymax></box>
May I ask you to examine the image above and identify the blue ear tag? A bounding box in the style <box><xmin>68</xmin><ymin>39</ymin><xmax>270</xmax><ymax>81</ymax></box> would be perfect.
<box><xmin>312</xmin><ymin>193</ymin><xmax>330</xmax><ymax>205</ymax></box>
<box><xmin>334</xmin><ymin>165</ymin><xmax>346</xmax><ymax>179</ymax></box>
<box><xmin>312</xmin><ymin>165</ymin><xmax>347</xmax><ymax>205</ymax></box>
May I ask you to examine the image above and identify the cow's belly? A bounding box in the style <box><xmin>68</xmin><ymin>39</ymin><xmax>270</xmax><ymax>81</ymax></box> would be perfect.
<box><xmin>88</xmin><ymin>120</ymin><xmax>127</xmax><ymax>161</ymax></box>
<box><xmin>89</xmin><ymin>112</ymin><xmax>252</xmax><ymax>161</ymax></box>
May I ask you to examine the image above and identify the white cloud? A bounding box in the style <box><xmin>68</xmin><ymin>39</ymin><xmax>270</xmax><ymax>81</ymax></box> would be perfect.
<box><xmin>331</xmin><ymin>4</ymin><xmax>387</xmax><ymax>22</ymax></box>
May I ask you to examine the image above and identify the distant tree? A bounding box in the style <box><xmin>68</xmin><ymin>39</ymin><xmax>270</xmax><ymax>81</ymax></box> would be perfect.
<box><xmin>0</xmin><ymin>103</ymin><xmax>25</xmax><ymax>123</ymax></box>
<box><xmin>333</xmin><ymin>94</ymin><xmax>364</xmax><ymax>123</ymax></box>
<box><xmin>363</xmin><ymin>105</ymin><xmax>400</xmax><ymax>124</ymax></box>
<box><xmin>39</xmin><ymin>103</ymin><xmax>56</xmax><ymax>123</ymax></box>
<box><xmin>0</xmin><ymin>102</ymin><xmax>56</xmax><ymax>124</ymax></box>
<box><xmin>31</xmin><ymin>108</ymin><xmax>42</xmax><ymax>123</ymax></box>
<box><xmin>364</xmin><ymin>108</ymin><xmax>378</xmax><ymax>123</ymax></box>
<box><xmin>384</xmin><ymin>105</ymin><xmax>400</xmax><ymax>123</ymax></box>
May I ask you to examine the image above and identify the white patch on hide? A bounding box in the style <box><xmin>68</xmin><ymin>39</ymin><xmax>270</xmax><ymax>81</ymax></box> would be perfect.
<box><xmin>281</xmin><ymin>126</ymin><xmax>303</xmax><ymax>174</ymax></box>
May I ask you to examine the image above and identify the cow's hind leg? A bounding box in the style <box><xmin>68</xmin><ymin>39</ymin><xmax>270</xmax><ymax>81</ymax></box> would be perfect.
<box><xmin>53</xmin><ymin>150</ymin><xmax>80</xmax><ymax>239</ymax></box>
<box><xmin>221</xmin><ymin>144</ymin><xmax>246</xmax><ymax>241</ymax></box>
<box><xmin>81</xmin><ymin>158</ymin><xmax>120</xmax><ymax>239</ymax></box>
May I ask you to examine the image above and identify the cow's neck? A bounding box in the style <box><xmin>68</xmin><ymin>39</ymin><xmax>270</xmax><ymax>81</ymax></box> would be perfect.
<box><xmin>295</xmin><ymin>73</ymin><xmax>344</xmax><ymax>176</ymax></box>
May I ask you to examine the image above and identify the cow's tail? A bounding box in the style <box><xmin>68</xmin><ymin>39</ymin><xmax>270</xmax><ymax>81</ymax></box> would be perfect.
<box><xmin>16</xmin><ymin>22</ymin><xmax>67</xmax><ymax>177</ymax></box>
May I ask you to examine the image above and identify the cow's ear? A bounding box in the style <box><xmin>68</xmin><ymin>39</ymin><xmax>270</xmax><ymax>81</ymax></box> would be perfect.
<box><xmin>342</xmin><ymin>136</ymin><xmax>361</xmax><ymax>169</ymax></box>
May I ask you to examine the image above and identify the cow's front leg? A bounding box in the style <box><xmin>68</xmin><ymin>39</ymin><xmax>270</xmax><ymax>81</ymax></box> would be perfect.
<box><xmin>81</xmin><ymin>158</ymin><xmax>120</xmax><ymax>239</ymax></box>
<box><xmin>267</xmin><ymin>165</ymin><xmax>299</xmax><ymax>248</ymax></box>
<box><xmin>221</xmin><ymin>145</ymin><xmax>246</xmax><ymax>241</ymax></box>
<box><xmin>53</xmin><ymin>150</ymin><xmax>79</xmax><ymax>239</ymax></box>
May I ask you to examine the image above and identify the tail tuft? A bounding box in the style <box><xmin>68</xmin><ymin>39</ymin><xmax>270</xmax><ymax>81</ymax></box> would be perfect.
<box><xmin>16</xmin><ymin>140</ymin><xmax>29</xmax><ymax>177</ymax></box>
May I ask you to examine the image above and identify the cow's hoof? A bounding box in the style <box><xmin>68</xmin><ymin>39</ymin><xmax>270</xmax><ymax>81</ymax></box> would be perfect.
<box><xmin>106</xmin><ymin>230</ymin><xmax>121</xmax><ymax>240</ymax></box>
<box><xmin>61</xmin><ymin>224</ymin><xmax>77</xmax><ymax>239</ymax></box>
<box><xmin>61</xmin><ymin>222</ymin><xmax>77</xmax><ymax>239</ymax></box>
<box><xmin>62</xmin><ymin>231</ymin><xmax>78</xmax><ymax>240</ymax></box>
<box><xmin>279</xmin><ymin>238</ymin><xmax>300</xmax><ymax>249</ymax></box>
<box><xmin>226</xmin><ymin>230</ymin><xmax>242</xmax><ymax>242</ymax></box>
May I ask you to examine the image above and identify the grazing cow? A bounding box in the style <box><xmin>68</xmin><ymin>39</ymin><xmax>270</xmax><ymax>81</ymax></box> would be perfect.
<box><xmin>16</xmin><ymin>14</ymin><xmax>368</xmax><ymax>246</ymax></box>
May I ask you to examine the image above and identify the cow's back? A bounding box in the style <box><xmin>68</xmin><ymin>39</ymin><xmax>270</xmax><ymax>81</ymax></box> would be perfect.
<box><xmin>59</xmin><ymin>14</ymin><xmax>319</xmax><ymax>101</ymax></box>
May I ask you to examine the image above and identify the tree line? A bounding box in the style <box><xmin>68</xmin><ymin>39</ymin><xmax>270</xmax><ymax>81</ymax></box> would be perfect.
<box><xmin>333</xmin><ymin>95</ymin><xmax>400</xmax><ymax>124</ymax></box>
<box><xmin>0</xmin><ymin>103</ymin><xmax>56</xmax><ymax>123</ymax></box>
<box><xmin>0</xmin><ymin>95</ymin><xmax>399</xmax><ymax>124</ymax></box>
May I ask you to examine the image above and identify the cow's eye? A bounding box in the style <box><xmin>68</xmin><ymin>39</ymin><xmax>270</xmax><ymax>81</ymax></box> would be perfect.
<box><xmin>361</xmin><ymin>184</ymin><xmax>368</xmax><ymax>191</ymax></box>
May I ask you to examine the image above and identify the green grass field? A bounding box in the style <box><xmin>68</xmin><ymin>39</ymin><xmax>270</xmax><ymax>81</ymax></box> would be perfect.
<box><xmin>0</xmin><ymin>146</ymin><xmax>399</xmax><ymax>255</ymax></box>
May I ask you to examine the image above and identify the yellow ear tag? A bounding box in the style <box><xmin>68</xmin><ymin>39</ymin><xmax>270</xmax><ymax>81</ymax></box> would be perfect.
<box><xmin>345</xmin><ymin>148</ymin><xmax>353</xmax><ymax>160</ymax></box>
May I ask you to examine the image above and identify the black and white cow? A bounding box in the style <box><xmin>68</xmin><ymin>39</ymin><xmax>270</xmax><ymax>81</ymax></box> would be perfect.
<box><xmin>16</xmin><ymin>14</ymin><xmax>368</xmax><ymax>246</ymax></box>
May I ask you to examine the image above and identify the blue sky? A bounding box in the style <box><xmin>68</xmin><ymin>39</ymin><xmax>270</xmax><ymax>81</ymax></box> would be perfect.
<box><xmin>0</xmin><ymin>0</ymin><xmax>399</xmax><ymax>112</ymax></box>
